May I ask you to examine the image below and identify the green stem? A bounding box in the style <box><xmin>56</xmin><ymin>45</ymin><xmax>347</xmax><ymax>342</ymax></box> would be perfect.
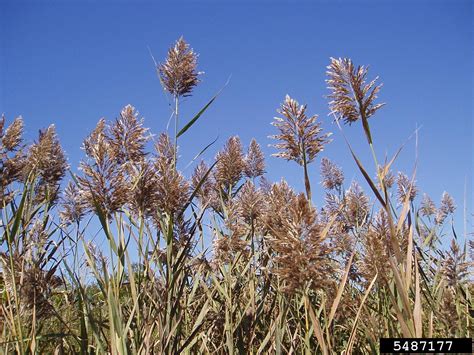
<box><xmin>301</xmin><ymin>142</ymin><xmax>312</xmax><ymax>203</ymax></box>
<box><xmin>173</xmin><ymin>95</ymin><xmax>179</xmax><ymax>168</ymax></box>
<box><xmin>369</xmin><ymin>142</ymin><xmax>380</xmax><ymax>182</ymax></box>
<box><xmin>303</xmin><ymin>159</ymin><xmax>312</xmax><ymax>202</ymax></box>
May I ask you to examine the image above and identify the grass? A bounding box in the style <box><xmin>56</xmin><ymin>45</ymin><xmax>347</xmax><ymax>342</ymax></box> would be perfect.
<box><xmin>0</xmin><ymin>38</ymin><xmax>472</xmax><ymax>354</ymax></box>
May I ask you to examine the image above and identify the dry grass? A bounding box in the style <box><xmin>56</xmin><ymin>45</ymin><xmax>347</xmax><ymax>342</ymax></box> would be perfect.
<box><xmin>0</xmin><ymin>38</ymin><xmax>472</xmax><ymax>354</ymax></box>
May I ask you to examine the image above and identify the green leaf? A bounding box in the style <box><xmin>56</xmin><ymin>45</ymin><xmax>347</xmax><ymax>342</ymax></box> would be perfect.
<box><xmin>176</xmin><ymin>78</ymin><xmax>230</xmax><ymax>138</ymax></box>
<box><xmin>6</xmin><ymin>184</ymin><xmax>28</xmax><ymax>245</ymax></box>
<box><xmin>185</xmin><ymin>135</ymin><xmax>219</xmax><ymax>169</ymax></box>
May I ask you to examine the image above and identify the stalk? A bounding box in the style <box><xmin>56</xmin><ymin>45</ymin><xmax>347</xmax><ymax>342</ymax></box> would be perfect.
<box><xmin>173</xmin><ymin>95</ymin><xmax>179</xmax><ymax>168</ymax></box>
<box><xmin>303</xmin><ymin>159</ymin><xmax>312</xmax><ymax>202</ymax></box>
<box><xmin>301</xmin><ymin>143</ymin><xmax>312</xmax><ymax>202</ymax></box>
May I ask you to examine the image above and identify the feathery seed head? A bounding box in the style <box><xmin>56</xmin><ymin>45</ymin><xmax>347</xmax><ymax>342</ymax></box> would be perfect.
<box><xmin>344</xmin><ymin>181</ymin><xmax>370</xmax><ymax>228</ymax></box>
<box><xmin>86</xmin><ymin>241</ymin><xmax>109</xmax><ymax>273</ymax></box>
<box><xmin>214</xmin><ymin>136</ymin><xmax>245</xmax><ymax>188</ymax></box>
<box><xmin>154</xmin><ymin>133</ymin><xmax>190</xmax><ymax>216</ymax></box>
<box><xmin>60</xmin><ymin>182</ymin><xmax>89</xmax><ymax>225</ymax></box>
<box><xmin>326</xmin><ymin>57</ymin><xmax>384</xmax><ymax>144</ymax></box>
<box><xmin>79</xmin><ymin>119</ymin><xmax>129</xmax><ymax>216</ymax></box>
<box><xmin>320</xmin><ymin>157</ymin><xmax>344</xmax><ymax>190</ymax></box>
<box><xmin>360</xmin><ymin>213</ymin><xmax>391</xmax><ymax>285</ymax></box>
<box><xmin>82</xmin><ymin>118</ymin><xmax>109</xmax><ymax>162</ymax></box>
<box><xmin>376</xmin><ymin>164</ymin><xmax>395</xmax><ymax>189</ymax></box>
<box><xmin>213</xmin><ymin>199</ymin><xmax>248</xmax><ymax>264</ymax></box>
<box><xmin>420</xmin><ymin>193</ymin><xmax>437</xmax><ymax>217</ymax></box>
<box><xmin>24</xmin><ymin>125</ymin><xmax>68</xmax><ymax>203</ymax></box>
<box><xmin>262</xmin><ymin>179</ymin><xmax>297</xmax><ymax>231</ymax></box>
<box><xmin>159</xmin><ymin>37</ymin><xmax>201</xmax><ymax>97</ymax></box>
<box><xmin>0</xmin><ymin>116</ymin><xmax>26</xmax><ymax>206</ymax></box>
<box><xmin>322</xmin><ymin>192</ymin><xmax>343</xmax><ymax>221</ymax></box>
<box><xmin>267</xmin><ymin>193</ymin><xmax>334</xmax><ymax>293</ymax></box>
<box><xmin>435</xmin><ymin>192</ymin><xmax>456</xmax><ymax>225</ymax></box>
<box><xmin>128</xmin><ymin>160</ymin><xmax>159</xmax><ymax>217</ymax></box>
<box><xmin>442</xmin><ymin>238</ymin><xmax>469</xmax><ymax>288</ymax></box>
<box><xmin>110</xmin><ymin>105</ymin><xmax>149</xmax><ymax>165</ymax></box>
<box><xmin>244</xmin><ymin>138</ymin><xmax>265</xmax><ymax>179</ymax></box>
<box><xmin>396</xmin><ymin>172</ymin><xmax>417</xmax><ymax>204</ymax></box>
<box><xmin>440</xmin><ymin>191</ymin><xmax>456</xmax><ymax>214</ymax></box>
<box><xmin>213</xmin><ymin>233</ymin><xmax>248</xmax><ymax>265</ymax></box>
<box><xmin>2</xmin><ymin>116</ymin><xmax>24</xmax><ymax>152</ymax></box>
<box><xmin>270</xmin><ymin>95</ymin><xmax>331</xmax><ymax>165</ymax></box>
<box><xmin>192</xmin><ymin>160</ymin><xmax>216</xmax><ymax>208</ymax></box>
<box><xmin>237</xmin><ymin>181</ymin><xmax>264</xmax><ymax>222</ymax></box>
<box><xmin>154</xmin><ymin>132</ymin><xmax>175</xmax><ymax>166</ymax></box>
<box><xmin>326</xmin><ymin>57</ymin><xmax>384</xmax><ymax>124</ymax></box>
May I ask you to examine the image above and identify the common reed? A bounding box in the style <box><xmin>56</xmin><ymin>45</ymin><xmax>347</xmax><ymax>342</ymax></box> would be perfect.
<box><xmin>320</xmin><ymin>157</ymin><xmax>344</xmax><ymax>192</ymax></box>
<box><xmin>270</xmin><ymin>95</ymin><xmax>332</xmax><ymax>201</ymax></box>
<box><xmin>158</xmin><ymin>36</ymin><xmax>201</xmax><ymax>164</ymax></box>
<box><xmin>0</xmin><ymin>39</ymin><xmax>472</xmax><ymax>354</ymax></box>
<box><xmin>0</xmin><ymin>116</ymin><xmax>25</xmax><ymax>207</ymax></box>
<box><xmin>326</xmin><ymin>57</ymin><xmax>384</xmax><ymax>145</ymax></box>
<box><xmin>158</xmin><ymin>36</ymin><xmax>200</xmax><ymax>99</ymax></box>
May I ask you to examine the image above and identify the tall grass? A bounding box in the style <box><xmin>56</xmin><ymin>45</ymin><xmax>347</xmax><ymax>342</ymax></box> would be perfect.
<box><xmin>0</xmin><ymin>38</ymin><xmax>472</xmax><ymax>354</ymax></box>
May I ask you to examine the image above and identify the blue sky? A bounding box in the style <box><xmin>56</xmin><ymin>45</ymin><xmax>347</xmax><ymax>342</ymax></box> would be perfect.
<box><xmin>1</xmin><ymin>1</ymin><xmax>472</xmax><ymax>237</ymax></box>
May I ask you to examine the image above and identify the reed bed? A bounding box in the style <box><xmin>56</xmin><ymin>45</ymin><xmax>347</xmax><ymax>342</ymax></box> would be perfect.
<box><xmin>0</xmin><ymin>37</ymin><xmax>472</xmax><ymax>354</ymax></box>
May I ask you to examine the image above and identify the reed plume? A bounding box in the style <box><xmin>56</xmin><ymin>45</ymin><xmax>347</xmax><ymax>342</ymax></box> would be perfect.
<box><xmin>262</xmin><ymin>180</ymin><xmax>296</xmax><ymax>232</ymax></box>
<box><xmin>437</xmin><ymin>239</ymin><xmax>471</xmax><ymax>336</ymax></box>
<box><xmin>435</xmin><ymin>191</ymin><xmax>456</xmax><ymax>225</ymax></box>
<box><xmin>129</xmin><ymin>160</ymin><xmax>159</xmax><ymax>218</ymax></box>
<box><xmin>244</xmin><ymin>138</ymin><xmax>265</xmax><ymax>179</ymax></box>
<box><xmin>320</xmin><ymin>157</ymin><xmax>344</xmax><ymax>191</ymax></box>
<box><xmin>213</xmin><ymin>199</ymin><xmax>248</xmax><ymax>264</ymax></box>
<box><xmin>376</xmin><ymin>163</ymin><xmax>395</xmax><ymax>189</ymax></box>
<box><xmin>442</xmin><ymin>238</ymin><xmax>469</xmax><ymax>288</ymax></box>
<box><xmin>109</xmin><ymin>104</ymin><xmax>149</xmax><ymax>166</ymax></box>
<box><xmin>192</xmin><ymin>160</ymin><xmax>217</xmax><ymax>208</ymax></box>
<box><xmin>343</xmin><ymin>181</ymin><xmax>370</xmax><ymax>229</ymax></box>
<box><xmin>438</xmin><ymin>287</ymin><xmax>460</xmax><ymax>336</ymax></box>
<box><xmin>0</xmin><ymin>116</ymin><xmax>25</xmax><ymax>206</ymax></box>
<box><xmin>323</xmin><ymin>181</ymin><xmax>370</xmax><ymax>232</ymax></box>
<box><xmin>158</xmin><ymin>37</ymin><xmax>202</xmax><ymax>168</ymax></box>
<box><xmin>153</xmin><ymin>133</ymin><xmax>190</xmax><ymax>217</ymax></box>
<box><xmin>158</xmin><ymin>36</ymin><xmax>200</xmax><ymax>98</ymax></box>
<box><xmin>420</xmin><ymin>193</ymin><xmax>437</xmax><ymax>217</ymax></box>
<box><xmin>326</xmin><ymin>57</ymin><xmax>384</xmax><ymax>144</ymax></box>
<box><xmin>322</xmin><ymin>192</ymin><xmax>344</xmax><ymax>222</ymax></box>
<box><xmin>0</xmin><ymin>253</ymin><xmax>62</xmax><ymax>319</ymax></box>
<box><xmin>270</xmin><ymin>95</ymin><xmax>331</xmax><ymax>200</ymax></box>
<box><xmin>78</xmin><ymin>118</ymin><xmax>129</xmax><ymax>216</ymax></box>
<box><xmin>266</xmin><ymin>193</ymin><xmax>334</xmax><ymax>293</ymax></box>
<box><xmin>60</xmin><ymin>181</ymin><xmax>89</xmax><ymax>225</ymax></box>
<box><xmin>214</xmin><ymin>136</ymin><xmax>245</xmax><ymax>189</ymax></box>
<box><xmin>359</xmin><ymin>210</ymin><xmax>391</xmax><ymax>285</ymax></box>
<box><xmin>1</xmin><ymin>115</ymin><xmax>23</xmax><ymax>151</ymax></box>
<box><xmin>24</xmin><ymin>125</ymin><xmax>68</xmax><ymax>203</ymax></box>
<box><xmin>237</xmin><ymin>180</ymin><xmax>264</xmax><ymax>223</ymax></box>
<box><xmin>396</xmin><ymin>172</ymin><xmax>417</xmax><ymax>204</ymax></box>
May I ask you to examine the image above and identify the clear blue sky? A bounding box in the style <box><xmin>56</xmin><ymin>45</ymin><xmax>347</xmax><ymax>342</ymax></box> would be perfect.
<box><xmin>1</xmin><ymin>1</ymin><xmax>472</xmax><ymax>237</ymax></box>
